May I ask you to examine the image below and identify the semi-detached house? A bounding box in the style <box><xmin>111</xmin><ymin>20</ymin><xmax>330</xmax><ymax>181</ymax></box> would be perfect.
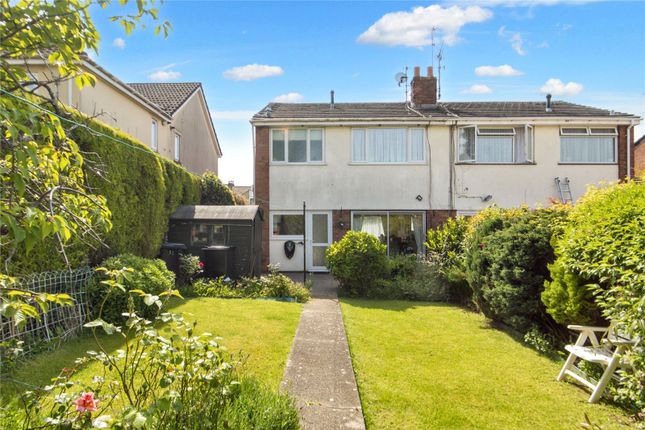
<box><xmin>251</xmin><ymin>66</ymin><xmax>640</xmax><ymax>272</ymax></box>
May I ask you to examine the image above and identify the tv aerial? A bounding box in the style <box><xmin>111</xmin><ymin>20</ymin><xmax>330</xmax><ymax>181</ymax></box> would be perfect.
<box><xmin>395</xmin><ymin>66</ymin><xmax>409</xmax><ymax>102</ymax></box>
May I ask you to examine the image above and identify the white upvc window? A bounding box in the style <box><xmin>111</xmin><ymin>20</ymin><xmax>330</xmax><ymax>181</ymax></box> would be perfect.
<box><xmin>560</xmin><ymin>126</ymin><xmax>617</xmax><ymax>163</ymax></box>
<box><xmin>174</xmin><ymin>133</ymin><xmax>181</xmax><ymax>162</ymax></box>
<box><xmin>271</xmin><ymin>129</ymin><xmax>324</xmax><ymax>163</ymax></box>
<box><xmin>351</xmin><ymin>128</ymin><xmax>425</xmax><ymax>163</ymax></box>
<box><xmin>351</xmin><ymin>211</ymin><xmax>426</xmax><ymax>255</ymax></box>
<box><xmin>458</xmin><ymin>125</ymin><xmax>533</xmax><ymax>164</ymax></box>
<box><xmin>271</xmin><ymin>212</ymin><xmax>305</xmax><ymax>238</ymax></box>
<box><xmin>151</xmin><ymin>120</ymin><xmax>158</xmax><ymax>151</ymax></box>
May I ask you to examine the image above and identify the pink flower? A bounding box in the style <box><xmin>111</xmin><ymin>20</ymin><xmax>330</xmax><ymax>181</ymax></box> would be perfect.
<box><xmin>198</xmin><ymin>261</ymin><xmax>204</xmax><ymax>269</ymax></box>
<box><xmin>74</xmin><ymin>392</ymin><xmax>98</xmax><ymax>413</ymax></box>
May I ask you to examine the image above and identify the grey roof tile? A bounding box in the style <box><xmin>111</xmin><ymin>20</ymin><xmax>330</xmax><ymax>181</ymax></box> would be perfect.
<box><xmin>127</xmin><ymin>82</ymin><xmax>201</xmax><ymax>115</ymax></box>
<box><xmin>252</xmin><ymin>101</ymin><xmax>637</xmax><ymax>121</ymax></box>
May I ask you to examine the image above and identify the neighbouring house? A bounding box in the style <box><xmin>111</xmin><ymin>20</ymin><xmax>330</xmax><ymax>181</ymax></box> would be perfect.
<box><xmin>11</xmin><ymin>56</ymin><xmax>222</xmax><ymax>175</ymax></box>
<box><xmin>227</xmin><ymin>181</ymin><xmax>254</xmax><ymax>204</ymax></box>
<box><xmin>251</xmin><ymin>66</ymin><xmax>640</xmax><ymax>272</ymax></box>
<box><xmin>635</xmin><ymin>134</ymin><xmax>645</xmax><ymax>177</ymax></box>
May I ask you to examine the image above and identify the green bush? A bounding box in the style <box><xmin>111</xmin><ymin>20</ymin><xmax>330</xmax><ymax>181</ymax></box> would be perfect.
<box><xmin>220</xmin><ymin>378</ymin><xmax>299</xmax><ymax>430</ymax></box>
<box><xmin>464</xmin><ymin>207</ymin><xmax>568</xmax><ymax>334</ymax></box>
<box><xmin>1</xmin><ymin>113</ymin><xmax>201</xmax><ymax>276</ymax></box>
<box><xmin>545</xmin><ymin>181</ymin><xmax>645</xmax><ymax>411</ymax></box>
<box><xmin>370</xmin><ymin>258</ymin><xmax>449</xmax><ymax>301</ymax></box>
<box><xmin>425</xmin><ymin>216</ymin><xmax>472</xmax><ymax>304</ymax></box>
<box><xmin>88</xmin><ymin>254</ymin><xmax>175</xmax><ymax>324</ymax></box>
<box><xmin>192</xmin><ymin>271</ymin><xmax>311</xmax><ymax>303</ymax></box>
<box><xmin>326</xmin><ymin>231</ymin><xmax>389</xmax><ymax>297</ymax></box>
<box><xmin>201</xmin><ymin>171</ymin><xmax>235</xmax><ymax>205</ymax></box>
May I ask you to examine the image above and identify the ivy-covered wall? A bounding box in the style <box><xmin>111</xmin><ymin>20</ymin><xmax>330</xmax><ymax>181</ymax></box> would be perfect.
<box><xmin>2</xmin><ymin>115</ymin><xmax>201</xmax><ymax>275</ymax></box>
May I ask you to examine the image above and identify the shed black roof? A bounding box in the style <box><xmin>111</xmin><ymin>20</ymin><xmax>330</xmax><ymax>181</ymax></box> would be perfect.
<box><xmin>252</xmin><ymin>101</ymin><xmax>637</xmax><ymax>121</ymax></box>
<box><xmin>171</xmin><ymin>205</ymin><xmax>260</xmax><ymax>221</ymax></box>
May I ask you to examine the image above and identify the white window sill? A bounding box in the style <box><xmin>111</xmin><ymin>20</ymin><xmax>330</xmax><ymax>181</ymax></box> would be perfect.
<box><xmin>348</xmin><ymin>162</ymin><xmax>427</xmax><ymax>166</ymax></box>
<box><xmin>455</xmin><ymin>162</ymin><xmax>536</xmax><ymax>165</ymax></box>
<box><xmin>558</xmin><ymin>162</ymin><xmax>617</xmax><ymax>165</ymax></box>
<box><xmin>270</xmin><ymin>162</ymin><xmax>327</xmax><ymax>166</ymax></box>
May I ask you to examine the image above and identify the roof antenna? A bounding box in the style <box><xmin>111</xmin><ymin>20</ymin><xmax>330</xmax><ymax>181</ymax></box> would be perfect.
<box><xmin>436</xmin><ymin>43</ymin><xmax>444</xmax><ymax>101</ymax></box>
<box><xmin>395</xmin><ymin>67</ymin><xmax>408</xmax><ymax>102</ymax></box>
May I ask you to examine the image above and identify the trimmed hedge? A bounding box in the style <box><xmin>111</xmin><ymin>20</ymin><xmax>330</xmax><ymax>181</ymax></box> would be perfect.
<box><xmin>1</xmin><ymin>114</ymin><xmax>200</xmax><ymax>275</ymax></box>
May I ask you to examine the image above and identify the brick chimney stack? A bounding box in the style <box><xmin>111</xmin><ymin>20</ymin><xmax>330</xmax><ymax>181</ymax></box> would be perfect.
<box><xmin>411</xmin><ymin>65</ymin><xmax>437</xmax><ymax>106</ymax></box>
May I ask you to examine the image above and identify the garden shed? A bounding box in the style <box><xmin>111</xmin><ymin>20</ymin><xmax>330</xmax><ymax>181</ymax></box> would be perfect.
<box><xmin>167</xmin><ymin>205</ymin><xmax>263</xmax><ymax>277</ymax></box>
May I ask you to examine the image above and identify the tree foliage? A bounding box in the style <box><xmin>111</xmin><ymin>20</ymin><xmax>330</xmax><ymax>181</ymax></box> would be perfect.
<box><xmin>200</xmin><ymin>171</ymin><xmax>235</xmax><ymax>205</ymax></box>
<box><xmin>1</xmin><ymin>0</ymin><xmax>170</xmax><ymax>322</ymax></box>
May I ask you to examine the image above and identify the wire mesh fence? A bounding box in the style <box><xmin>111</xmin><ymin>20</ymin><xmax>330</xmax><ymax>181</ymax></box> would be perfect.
<box><xmin>0</xmin><ymin>267</ymin><xmax>94</xmax><ymax>357</ymax></box>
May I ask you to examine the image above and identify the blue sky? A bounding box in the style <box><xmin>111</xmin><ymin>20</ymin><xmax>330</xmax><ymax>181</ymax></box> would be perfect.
<box><xmin>91</xmin><ymin>1</ymin><xmax>645</xmax><ymax>185</ymax></box>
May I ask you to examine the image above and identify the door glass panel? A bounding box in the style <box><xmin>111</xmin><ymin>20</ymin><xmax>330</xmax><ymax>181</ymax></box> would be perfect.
<box><xmin>312</xmin><ymin>214</ymin><xmax>328</xmax><ymax>243</ymax></box>
<box><xmin>312</xmin><ymin>247</ymin><xmax>327</xmax><ymax>267</ymax></box>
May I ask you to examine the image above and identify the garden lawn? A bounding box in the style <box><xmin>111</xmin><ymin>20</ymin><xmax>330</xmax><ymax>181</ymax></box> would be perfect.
<box><xmin>2</xmin><ymin>297</ymin><xmax>301</xmax><ymax>404</ymax></box>
<box><xmin>341</xmin><ymin>300</ymin><xmax>636</xmax><ymax>430</ymax></box>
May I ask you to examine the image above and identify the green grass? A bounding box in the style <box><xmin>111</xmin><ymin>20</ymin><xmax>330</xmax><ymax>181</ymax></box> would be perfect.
<box><xmin>2</xmin><ymin>297</ymin><xmax>301</xmax><ymax>404</ymax></box>
<box><xmin>341</xmin><ymin>300</ymin><xmax>636</xmax><ymax>430</ymax></box>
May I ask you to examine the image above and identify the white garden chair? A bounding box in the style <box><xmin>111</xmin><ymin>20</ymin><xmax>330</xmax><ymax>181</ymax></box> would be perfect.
<box><xmin>556</xmin><ymin>324</ymin><xmax>636</xmax><ymax>403</ymax></box>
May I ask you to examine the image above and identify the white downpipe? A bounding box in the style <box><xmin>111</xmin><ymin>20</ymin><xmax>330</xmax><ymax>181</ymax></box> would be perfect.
<box><xmin>626</xmin><ymin>120</ymin><xmax>635</xmax><ymax>179</ymax></box>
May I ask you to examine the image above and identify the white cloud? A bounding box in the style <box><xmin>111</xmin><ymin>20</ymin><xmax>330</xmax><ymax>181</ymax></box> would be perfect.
<box><xmin>148</xmin><ymin>70</ymin><xmax>182</xmax><ymax>82</ymax></box>
<box><xmin>272</xmin><ymin>92</ymin><xmax>304</xmax><ymax>103</ymax></box>
<box><xmin>540</xmin><ymin>78</ymin><xmax>583</xmax><ymax>96</ymax></box>
<box><xmin>498</xmin><ymin>26</ymin><xmax>527</xmax><ymax>55</ymax></box>
<box><xmin>210</xmin><ymin>110</ymin><xmax>256</xmax><ymax>121</ymax></box>
<box><xmin>475</xmin><ymin>64</ymin><xmax>523</xmax><ymax>77</ymax></box>
<box><xmin>357</xmin><ymin>5</ymin><xmax>492</xmax><ymax>48</ymax></box>
<box><xmin>462</xmin><ymin>84</ymin><xmax>493</xmax><ymax>94</ymax></box>
<box><xmin>510</xmin><ymin>33</ymin><xmax>527</xmax><ymax>55</ymax></box>
<box><xmin>112</xmin><ymin>38</ymin><xmax>126</xmax><ymax>49</ymax></box>
<box><xmin>223</xmin><ymin>64</ymin><xmax>284</xmax><ymax>81</ymax></box>
<box><xmin>537</xmin><ymin>41</ymin><xmax>550</xmax><ymax>48</ymax></box>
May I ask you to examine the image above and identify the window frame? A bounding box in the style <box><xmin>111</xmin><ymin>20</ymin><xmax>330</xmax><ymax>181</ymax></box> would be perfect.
<box><xmin>151</xmin><ymin>119</ymin><xmax>158</xmax><ymax>151</ymax></box>
<box><xmin>457</xmin><ymin>125</ymin><xmax>534</xmax><ymax>164</ymax></box>
<box><xmin>173</xmin><ymin>132</ymin><xmax>181</xmax><ymax>162</ymax></box>
<box><xmin>350</xmin><ymin>210</ymin><xmax>426</xmax><ymax>256</ymax></box>
<box><xmin>270</xmin><ymin>212</ymin><xmax>305</xmax><ymax>239</ymax></box>
<box><xmin>350</xmin><ymin>127</ymin><xmax>426</xmax><ymax>164</ymax></box>
<box><xmin>559</xmin><ymin>126</ymin><xmax>617</xmax><ymax>164</ymax></box>
<box><xmin>270</xmin><ymin>129</ymin><xmax>325</xmax><ymax>164</ymax></box>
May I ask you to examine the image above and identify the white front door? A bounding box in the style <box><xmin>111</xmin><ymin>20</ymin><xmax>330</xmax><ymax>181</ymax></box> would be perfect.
<box><xmin>306</xmin><ymin>212</ymin><xmax>332</xmax><ymax>272</ymax></box>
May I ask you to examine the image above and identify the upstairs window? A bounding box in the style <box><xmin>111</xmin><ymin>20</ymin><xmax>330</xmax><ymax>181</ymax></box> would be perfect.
<box><xmin>151</xmin><ymin>120</ymin><xmax>158</xmax><ymax>151</ymax></box>
<box><xmin>174</xmin><ymin>133</ymin><xmax>181</xmax><ymax>162</ymax></box>
<box><xmin>458</xmin><ymin>125</ymin><xmax>533</xmax><ymax>164</ymax></box>
<box><xmin>560</xmin><ymin>127</ymin><xmax>616</xmax><ymax>163</ymax></box>
<box><xmin>271</xmin><ymin>129</ymin><xmax>324</xmax><ymax>163</ymax></box>
<box><xmin>351</xmin><ymin>128</ymin><xmax>425</xmax><ymax>163</ymax></box>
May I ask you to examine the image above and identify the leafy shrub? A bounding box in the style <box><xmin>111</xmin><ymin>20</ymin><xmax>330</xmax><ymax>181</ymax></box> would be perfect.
<box><xmin>193</xmin><ymin>270</ymin><xmax>311</xmax><ymax>302</ymax></box>
<box><xmin>464</xmin><ymin>206</ymin><xmax>568</xmax><ymax>335</ymax></box>
<box><xmin>177</xmin><ymin>253</ymin><xmax>203</xmax><ymax>286</ymax></box>
<box><xmin>370</xmin><ymin>258</ymin><xmax>449</xmax><ymax>301</ymax></box>
<box><xmin>88</xmin><ymin>254</ymin><xmax>175</xmax><ymax>324</ymax></box>
<box><xmin>523</xmin><ymin>326</ymin><xmax>558</xmax><ymax>356</ymax></box>
<box><xmin>220</xmin><ymin>378</ymin><xmax>299</xmax><ymax>429</ymax></box>
<box><xmin>545</xmin><ymin>180</ymin><xmax>645</xmax><ymax>412</ymax></box>
<box><xmin>326</xmin><ymin>231</ymin><xmax>389</xmax><ymax>297</ymax></box>
<box><xmin>425</xmin><ymin>216</ymin><xmax>472</xmax><ymax>304</ymax></box>
<box><xmin>232</xmin><ymin>191</ymin><xmax>249</xmax><ymax>206</ymax></box>
<box><xmin>201</xmin><ymin>171</ymin><xmax>235</xmax><ymax>205</ymax></box>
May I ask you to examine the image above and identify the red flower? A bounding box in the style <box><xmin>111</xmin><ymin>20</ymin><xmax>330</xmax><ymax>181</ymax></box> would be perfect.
<box><xmin>199</xmin><ymin>261</ymin><xmax>204</xmax><ymax>269</ymax></box>
<box><xmin>74</xmin><ymin>392</ymin><xmax>98</xmax><ymax>413</ymax></box>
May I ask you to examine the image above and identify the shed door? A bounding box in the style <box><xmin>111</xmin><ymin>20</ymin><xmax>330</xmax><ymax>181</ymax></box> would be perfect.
<box><xmin>306</xmin><ymin>212</ymin><xmax>331</xmax><ymax>272</ymax></box>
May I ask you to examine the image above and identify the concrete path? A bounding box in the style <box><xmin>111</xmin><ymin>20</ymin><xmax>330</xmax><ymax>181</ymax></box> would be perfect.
<box><xmin>281</xmin><ymin>274</ymin><xmax>365</xmax><ymax>430</ymax></box>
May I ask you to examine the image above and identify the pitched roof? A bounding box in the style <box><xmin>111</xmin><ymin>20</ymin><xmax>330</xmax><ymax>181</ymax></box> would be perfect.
<box><xmin>252</xmin><ymin>101</ymin><xmax>638</xmax><ymax>121</ymax></box>
<box><xmin>127</xmin><ymin>82</ymin><xmax>201</xmax><ymax>115</ymax></box>
<box><xmin>170</xmin><ymin>205</ymin><xmax>260</xmax><ymax>221</ymax></box>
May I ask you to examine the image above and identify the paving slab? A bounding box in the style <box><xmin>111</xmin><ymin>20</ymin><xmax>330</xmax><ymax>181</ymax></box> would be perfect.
<box><xmin>281</xmin><ymin>274</ymin><xmax>365</xmax><ymax>430</ymax></box>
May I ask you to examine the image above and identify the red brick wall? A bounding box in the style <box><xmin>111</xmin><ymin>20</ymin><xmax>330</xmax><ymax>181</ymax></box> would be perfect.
<box><xmin>426</xmin><ymin>210</ymin><xmax>456</xmax><ymax>230</ymax></box>
<box><xmin>411</xmin><ymin>66</ymin><xmax>437</xmax><ymax>106</ymax></box>
<box><xmin>635</xmin><ymin>141</ymin><xmax>645</xmax><ymax>178</ymax></box>
<box><xmin>617</xmin><ymin>125</ymin><xmax>635</xmax><ymax>180</ymax></box>
<box><xmin>332</xmin><ymin>210</ymin><xmax>351</xmax><ymax>243</ymax></box>
<box><xmin>254</xmin><ymin>126</ymin><xmax>270</xmax><ymax>270</ymax></box>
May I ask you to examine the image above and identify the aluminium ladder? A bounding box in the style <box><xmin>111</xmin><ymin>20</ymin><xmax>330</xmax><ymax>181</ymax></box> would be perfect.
<box><xmin>555</xmin><ymin>177</ymin><xmax>573</xmax><ymax>204</ymax></box>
